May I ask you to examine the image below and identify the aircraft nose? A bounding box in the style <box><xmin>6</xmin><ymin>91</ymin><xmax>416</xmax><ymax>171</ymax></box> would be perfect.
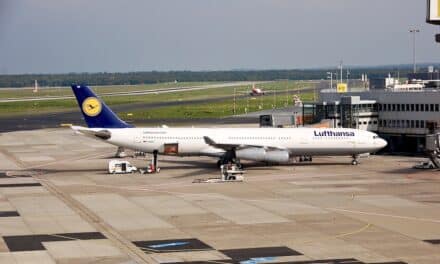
<box><xmin>378</xmin><ymin>138</ymin><xmax>387</xmax><ymax>148</ymax></box>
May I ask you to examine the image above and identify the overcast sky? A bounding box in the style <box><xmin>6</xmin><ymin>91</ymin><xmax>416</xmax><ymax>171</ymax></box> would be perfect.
<box><xmin>0</xmin><ymin>0</ymin><xmax>439</xmax><ymax>74</ymax></box>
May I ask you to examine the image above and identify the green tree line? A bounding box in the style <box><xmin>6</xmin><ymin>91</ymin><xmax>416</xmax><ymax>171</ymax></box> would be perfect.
<box><xmin>0</xmin><ymin>65</ymin><xmax>428</xmax><ymax>88</ymax></box>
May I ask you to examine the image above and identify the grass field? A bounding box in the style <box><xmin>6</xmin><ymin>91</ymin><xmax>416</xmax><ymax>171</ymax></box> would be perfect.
<box><xmin>0</xmin><ymin>82</ymin><xmax>218</xmax><ymax>99</ymax></box>
<box><xmin>121</xmin><ymin>92</ymin><xmax>315</xmax><ymax>120</ymax></box>
<box><xmin>0</xmin><ymin>81</ymin><xmax>316</xmax><ymax>117</ymax></box>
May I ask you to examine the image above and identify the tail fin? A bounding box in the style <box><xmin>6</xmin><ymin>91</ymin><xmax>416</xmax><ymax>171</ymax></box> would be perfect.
<box><xmin>71</xmin><ymin>84</ymin><xmax>133</xmax><ymax>128</ymax></box>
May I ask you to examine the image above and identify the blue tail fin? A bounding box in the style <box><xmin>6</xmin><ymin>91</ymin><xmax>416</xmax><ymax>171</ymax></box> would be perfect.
<box><xmin>71</xmin><ymin>84</ymin><xmax>133</xmax><ymax>128</ymax></box>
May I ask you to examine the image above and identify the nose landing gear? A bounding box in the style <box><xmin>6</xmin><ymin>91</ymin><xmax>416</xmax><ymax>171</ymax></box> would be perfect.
<box><xmin>351</xmin><ymin>155</ymin><xmax>359</xmax><ymax>165</ymax></box>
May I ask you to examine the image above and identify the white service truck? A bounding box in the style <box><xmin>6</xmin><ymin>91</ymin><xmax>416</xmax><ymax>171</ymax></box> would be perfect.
<box><xmin>108</xmin><ymin>160</ymin><xmax>137</xmax><ymax>174</ymax></box>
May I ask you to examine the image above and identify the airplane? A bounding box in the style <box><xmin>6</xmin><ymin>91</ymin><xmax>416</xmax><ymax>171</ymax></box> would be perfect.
<box><xmin>69</xmin><ymin>84</ymin><xmax>387</xmax><ymax>168</ymax></box>
<box><xmin>250</xmin><ymin>83</ymin><xmax>265</xmax><ymax>96</ymax></box>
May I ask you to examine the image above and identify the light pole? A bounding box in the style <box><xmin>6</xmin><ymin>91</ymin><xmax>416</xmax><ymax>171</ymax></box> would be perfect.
<box><xmin>327</xmin><ymin>72</ymin><xmax>333</xmax><ymax>90</ymax></box>
<box><xmin>327</xmin><ymin>72</ymin><xmax>333</xmax><ymax>89</ymax></box>
<box><xmin>339</xmin><ymin>60</ymin><xmax>343</xmax><ymax>83</ymax></box>
<box><xmin>233</xmin><ymin>87</ymin><xmax>236</xmax><ymax>114</ymax></box>
<box><xmin>409</xmin><ymin>29</ymin><xmax>420</xmax><ymax>74</ymax></box>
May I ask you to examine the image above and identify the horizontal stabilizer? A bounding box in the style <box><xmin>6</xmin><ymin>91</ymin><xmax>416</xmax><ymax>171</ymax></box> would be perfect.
<box><xmin>71</xmin><ymin>126</ymin><xmax>111</xmax><ymax>140</ymax></box>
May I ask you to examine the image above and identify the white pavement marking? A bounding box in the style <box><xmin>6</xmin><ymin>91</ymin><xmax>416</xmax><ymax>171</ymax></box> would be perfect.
<box><xmin>327</xmin><ymin>208</ymin><xmax>440</xmax><ymax>224</ymax></box>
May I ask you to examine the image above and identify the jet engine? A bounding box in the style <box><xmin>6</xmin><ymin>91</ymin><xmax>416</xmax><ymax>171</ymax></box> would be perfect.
<box><xmin>236</xmin><ymin>148</ymin><xmax>290</xmax><ymax>163</ymax></box>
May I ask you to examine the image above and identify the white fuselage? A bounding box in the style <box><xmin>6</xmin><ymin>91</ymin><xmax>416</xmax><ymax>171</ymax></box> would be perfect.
<box><xmin>88</xmin><ymin>127</ymin><xmax>386</xmax><ymax>159</ymax></box>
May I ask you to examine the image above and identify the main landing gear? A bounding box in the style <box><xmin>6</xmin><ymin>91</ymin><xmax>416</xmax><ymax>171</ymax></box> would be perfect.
<box><xmin>115</xmin><ymin>147</ymin><xmax>127</xmax><ymax>158</ymax></box>
<box><xmin>299</xmin><ymin>156</ymin><xmax>313</xmax><ymax>162</ymax></box>
<box><xmin>217</xmin><ymin>150</ymin><xmax>243</xmax><ymax>169</ymax></box>
<box><xmin>351</xmin><ymin>155</ymin><xmax>359</xmax><ymax>166</ymax></box>
<box><xmin>142</xmin><ymin>150</ymin><xmax>161</xmax><ymax>174</ymax></box>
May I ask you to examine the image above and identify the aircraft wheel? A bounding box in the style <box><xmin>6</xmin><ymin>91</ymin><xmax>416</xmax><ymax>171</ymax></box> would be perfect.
<box><xmin>351</xmin><ymin>160</ymin><xmax>358</xmax><ymax>166</ymax></box>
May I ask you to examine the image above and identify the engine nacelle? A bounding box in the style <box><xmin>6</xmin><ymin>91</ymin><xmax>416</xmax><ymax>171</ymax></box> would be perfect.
<box><xmin>235</xmin><ymin>148</ymin><xmax>290</xmax><ymax>164</ymax></box>
<box><xmin>265</xmin><ymin>150</ymin><xmax>290</xmax><ymax>163</ymax></box>
<box><xmin>236</xmin><ymin>148</ymin><xmax>266</xmax><ymax>161</ymax></box>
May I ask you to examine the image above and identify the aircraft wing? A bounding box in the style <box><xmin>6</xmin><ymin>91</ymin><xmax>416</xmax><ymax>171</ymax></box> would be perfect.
<box><xmin>203</xmin><ymin>136</ymin><xmax>286</xmax><ymax>151</ymax></box>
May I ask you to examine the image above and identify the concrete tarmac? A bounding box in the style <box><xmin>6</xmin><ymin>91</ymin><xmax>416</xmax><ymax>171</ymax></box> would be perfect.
<box><xmin>0</xmin><ymin>128</ymin><xmax>439</xmax><ymax>263</ymax></box>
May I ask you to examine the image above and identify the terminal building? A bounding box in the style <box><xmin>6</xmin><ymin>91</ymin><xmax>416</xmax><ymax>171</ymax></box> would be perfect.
<box><xmin>315</xmin><ymin>75</ymin><xmax>440</xmax><ymax>153</ymax></box>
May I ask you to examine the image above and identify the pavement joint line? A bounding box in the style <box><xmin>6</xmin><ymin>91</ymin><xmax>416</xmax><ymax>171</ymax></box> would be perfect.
<box><xmin>2</xmin><ymin>148</ymin><xmax>155</xmax><ymax>262</ymax></box>
<box><xmin>47</xmin><ymin>234</ymin><xmax>78</xmax><ymax>241</ymax></box>
<box><xmin>44</xmin><ymin>180</ymin><xmax>382</xmax><ymax>206</ymax></box>
<box><xmin>41</xmin><ymin>181</ymin><xmax>210</xmax><ymax>197</ymax></box>
<box><xmin>327</xmin><ymin>208</ymin><xmax>440</xmax><ymax>224</ymax></box>
<box><xmin>26</xmin><ymin>152</ymin><xmax>437</xmax><ymax>262</ymax></box>
<box><xmin>33</xmin><ymin>175</ymin><xmax>156</xmax><ymax>264</ymax></box>
<box><xmin>332</xmin><ymin>223</ymin><xmax>372</xmax><ymax>239</ymax></box>
<box><xmin>21</xmin><ymin>151</ymin><xmax>110</xmax><ymax>170</ymax></box>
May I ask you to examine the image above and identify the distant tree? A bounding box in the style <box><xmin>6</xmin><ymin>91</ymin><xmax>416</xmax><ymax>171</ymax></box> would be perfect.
<box><xmin>0</xmin><ymin>65</ymin><xmax>432</xmax><ymax>88</ymax></box>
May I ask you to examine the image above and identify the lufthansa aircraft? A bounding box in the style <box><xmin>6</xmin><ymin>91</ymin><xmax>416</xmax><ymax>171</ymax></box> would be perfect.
<box><xmin>70</xmin><ymin>85</ymin><xmax>387</xmax><ymax>167</ymax></box>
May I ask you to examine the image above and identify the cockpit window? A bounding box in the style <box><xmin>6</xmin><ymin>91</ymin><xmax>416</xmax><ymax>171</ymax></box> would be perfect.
<box><xmin>373</xmin><ymin>136</ymin><xmax>379</xmax><ymax>139</ymax></box>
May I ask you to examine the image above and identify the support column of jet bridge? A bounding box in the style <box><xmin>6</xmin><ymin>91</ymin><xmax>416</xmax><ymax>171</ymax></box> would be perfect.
<box><xmin>425</xmin><ymin>132</ymin><xmax>440</xmax><ymax>168</ymax></box>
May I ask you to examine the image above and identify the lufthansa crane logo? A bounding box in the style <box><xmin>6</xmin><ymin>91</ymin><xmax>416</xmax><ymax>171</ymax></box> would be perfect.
<box><xmin>82</xmin><ymin>97</ymin><xmax>102</xmax><ymax>117</ymax></box>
